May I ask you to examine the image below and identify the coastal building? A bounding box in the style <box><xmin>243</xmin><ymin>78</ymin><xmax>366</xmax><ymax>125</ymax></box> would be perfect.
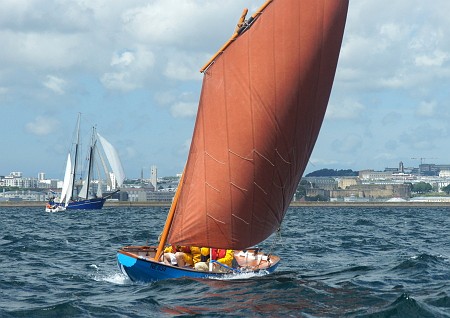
<box><xmin>302</xmin><ymin>177</ymin><xmax>337</xmax><ymax>190</ymax></box>
<box><xmin>419</xmin><ymin>164</ymin><xmax>450</xmax><ymax>176</ymax></box>
<box><xmin>121</xmin><ymin>185</ymin><xmax>175</xmax><ymax>202</ymax></box>
<box><xmin>359</xmin><ymin>170</ymin><xmax>393</xmax><ymax>180</ymax></box>
<box><xmin>337</xmin><ymin>177</ymin><xmax>359</xmax><ymax>189</ymax></box>
<box><xmin>329</xmin><ymin>184</ymin><xmax>411</xmax><ymax>200</ymax></box>
<box><xmin>0</xmin><ymin>190</ymin><xmax>47</xmax><ymax>202</ymax></box>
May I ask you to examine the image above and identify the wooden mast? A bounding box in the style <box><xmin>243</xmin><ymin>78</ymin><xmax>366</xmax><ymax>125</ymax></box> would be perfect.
<box><xmin>153</xmin><ymin>171</ymin><xmax>185</xmax><ymax>261</ymax></box>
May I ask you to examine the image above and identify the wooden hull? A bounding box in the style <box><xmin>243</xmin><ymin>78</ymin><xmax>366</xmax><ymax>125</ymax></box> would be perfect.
<box><xmin>117</xmin><ymin>246</ymin><xmax>280</xmax><ymax>283</ymax></box>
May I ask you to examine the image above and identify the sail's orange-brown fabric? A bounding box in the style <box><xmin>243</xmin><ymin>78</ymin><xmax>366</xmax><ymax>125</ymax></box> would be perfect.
<box><xmin>168</xmin><ymin>0</ymin><xmax>349</xmax><ymax>249</ymax></box>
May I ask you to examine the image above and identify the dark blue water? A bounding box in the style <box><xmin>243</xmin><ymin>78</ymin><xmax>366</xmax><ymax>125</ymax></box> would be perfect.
<box><xmin>0</xmin><ymin>206</ymin><xmax>449</xmax><ymax>317</ymax></box>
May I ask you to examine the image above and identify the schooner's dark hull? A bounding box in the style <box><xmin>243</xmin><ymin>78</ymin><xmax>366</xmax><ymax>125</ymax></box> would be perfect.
<box><xmin>66</xmin><ymin>197</ymin><xmax>106</xmax><ymax>210</ymax></box>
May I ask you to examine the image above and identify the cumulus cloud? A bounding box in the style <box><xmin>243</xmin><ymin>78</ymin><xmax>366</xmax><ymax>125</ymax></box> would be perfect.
<box><xmin>101</xmin><ymin>72</ymin><xmax>137</xmax><ymax>92</ymax></box>
<box><xmin>326</xmin><ymin>100</ymin><xmax>364</xmax><ymax>120</ymax></box>
<box><xmin>25</xmin><ymin>116</ymin><xmax>58</xmax><ymax>136</ymax></box>
<box><xmin>414</xmin><ymin>50</ymin><xmax>449</xmax><ymax>67</ymax></box>
<box><xmin>4</xmin><ymin>0</ymin><xmax>450</xmax><ymax>177</ymax></box>
<box><xmin>111</xmin><ymin>51</ymin><xmax>135</xmax><ymax>67</ymax></box>
<box><xmin>170</xmin><ymin>102</ymin><xmax>197</xmax><ymax>118</ymax></box>
<box><xmin>164</xmin><ymin>52</ymin><xmax>205</xmax><ymax>81</ymax></box>
<box><xmin>101</xmin><ymin>48</ymin><xmax>156</xmax><ymax>91</ymax></box>
<box><xmin>43</xmin><ymin>75</ymin><xmax>66</xmax><ymax>94</ymax></box>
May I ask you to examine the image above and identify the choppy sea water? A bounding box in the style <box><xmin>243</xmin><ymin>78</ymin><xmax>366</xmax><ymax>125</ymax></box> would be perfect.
<box><xmin>0</xmin><ymin>205</ymin><xmax>449</xmax><ymax>317</ymax></box>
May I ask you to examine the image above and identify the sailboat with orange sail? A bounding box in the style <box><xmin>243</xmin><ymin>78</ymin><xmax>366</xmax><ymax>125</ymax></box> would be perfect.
<box><xmin>117</xmin><ymin>0</ymin><xmax>349</xmax><ymax>282</ymax></box>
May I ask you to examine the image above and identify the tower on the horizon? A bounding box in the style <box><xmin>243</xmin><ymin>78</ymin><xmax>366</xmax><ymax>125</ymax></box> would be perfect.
<box><xmin>399</xmin><ymin>161</ymin><xmax>404</xmax><ymax>173</ymax></box>
<box><xmin>150</xmin><ymin>165</ymin><xmax>157</xmax><ymax>190</ymax></box>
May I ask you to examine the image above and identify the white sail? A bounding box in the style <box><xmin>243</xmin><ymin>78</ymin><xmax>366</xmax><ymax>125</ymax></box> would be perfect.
<box><xmin>59</xmin><ymin>153</ymin><xmax>72</xmax><ymax>204</ymax></box>
<box><xmin>97</xmin><ymin>133</ymin><xmax>125</xmax><ymax>188</ymax></box>
<box><xmin>96</xmin><ymin>165</ymin><xmax>103</xmax><ymax>197</ymax></box>
<box><xmin>65</xmin><ymin>176</ymin><xmax>73</xmax><ymax>206</ymax></box>
<box><xmin>97</xmin><ymin>146</ymin><xmax>113</xmax><ymax>189</ymax></box>
<box><xmin>78</xmin><ymin>173</ymin><xmax>89</xmax><ymax>199</ymax></box>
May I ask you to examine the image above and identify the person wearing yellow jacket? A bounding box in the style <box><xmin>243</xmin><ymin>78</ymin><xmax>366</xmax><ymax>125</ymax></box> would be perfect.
<box><xmin>161</xmin><ymin>245</ymin><xmax>194</xmax><ymax>267</ymax></box>
<box><xmin>194</xmin><ymin>248</ymin><xmax>234</xmax><ymax>272</ymax></box>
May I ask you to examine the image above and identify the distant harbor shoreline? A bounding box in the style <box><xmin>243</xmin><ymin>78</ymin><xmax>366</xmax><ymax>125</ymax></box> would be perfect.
<box><xmin>2</xmin><ymin>201</ymin><xmax>450</xmax><ymax>208</ymax></box>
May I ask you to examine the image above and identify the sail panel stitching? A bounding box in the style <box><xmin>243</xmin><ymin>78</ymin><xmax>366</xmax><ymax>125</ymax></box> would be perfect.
<box><xmin>254</xmin><ymin>182</ymin><xmax>268</xmax><ymax>195</ymax></box>
<box><xmin>232</xmin><ymin>213</ymin><xmax>250</xmax><ymax>225</ymax></box>
<box><xmin>230</xmin><ymin>182</ymin><xmax>248</xmax><ymax>192</ymax></box>
<box><xmin>205</xmin><ymin>151</ymin><xmax>226</xmax><ymax>164</ymax></box>
<box><xmin>275</xmin><ymin>148</ymin><xmax>291</xmax><ymax>165</ymax></box>
<box><xmin>254</xmin><ymin>149</ymin><xmax>275</xmax><ymax>166</ymax></box>
<box><xmin>206</xmin><ymin>182</ymin><xmax>220</xmax><ymax>192</ymax></box>
<box><xmin>207</xmin><ymin>214</ymin><xmax>226</xmax><ymax>224</ymax></box>
<box><xmin>229</xmin><ymin>149</ymin><xmax>253</xmax><ymax>162</ymax></box>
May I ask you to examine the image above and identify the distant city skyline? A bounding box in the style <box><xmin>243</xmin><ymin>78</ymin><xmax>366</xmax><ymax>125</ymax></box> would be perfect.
<box><xmin>4</xmin><ymin>159</ymin><xmax>450</xmax><ymax>182</ymax></box>
<box><xmin>1</xmin><ymin>1</ymin><xmax>450</xmax><ymax>179</ymax></box>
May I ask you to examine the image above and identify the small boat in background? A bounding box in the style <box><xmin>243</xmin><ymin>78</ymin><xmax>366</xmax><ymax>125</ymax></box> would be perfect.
<box><xmin>45</xmin><ymin>113</ymin><xmax>125</xmax><ymax>212</ymax></box>
<box><xmin>117</xmin><ymin>0</ymin><xmax>348</xmax><ymax>282</ymax></box>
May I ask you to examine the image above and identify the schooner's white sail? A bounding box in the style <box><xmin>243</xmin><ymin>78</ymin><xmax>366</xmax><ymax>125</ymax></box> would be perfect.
<box><xmin>97</xmin><ymin>133</ymin><xmax>125</xmax><ymax>188</ymax></box>
<box><xmin>59</xmin><ymin>153</ymin><xmax>72</xmax><ymax>204</ymax></box>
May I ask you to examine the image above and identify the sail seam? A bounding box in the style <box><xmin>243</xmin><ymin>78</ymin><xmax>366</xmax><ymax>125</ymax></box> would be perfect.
<box><xmin>205</xmin><ymin>182</ymin><xmax>220</xmax><ymax>192</ymax></box>
<box><xmin>205</xmin><ymin>151</ymin><xmax>225</xmax><ymax>164</ymax></box>
<box><xmin>229</xmin><ymin>149</ymin><xmax>253</xmax><ymax>162</ymax></box>
<box><xmin>207</xmin><ymin>214</ymin><xmax>226</xmax><ymax>224</ymax></box>
<box><xmin>230</xmin><ymin>182</ymin><xmax>248</xmax><ymax>192</ymax></box>
<box><xmin>254</xmin><ymin>182</ymin><xmax>267</xmax><ymax>195</ymax></box>
<box><xmin>231</xmin><ymin>213</ymin><xmax>249</xmax><ymax>225</ymax></box>
<box><xmin>275</xmin><ymin>148</ymin><xmax>291</xmax><ymax>164</ymax></box>
<box><xmin>253</xmin><ymin>149</ymin><xmax>275</xmax><ymax>166</ymax></box>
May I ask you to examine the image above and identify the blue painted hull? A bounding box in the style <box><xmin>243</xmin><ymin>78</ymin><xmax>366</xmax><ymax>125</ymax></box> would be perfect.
<box><xmin>117</xmin><ymin>249</ymin><xmax>280</xmax><ymax>283</ymax></box>
<box><xmin>66</xmin><ymin>198</ymin><xmax>106</xmax><ymax>210</ymax></box>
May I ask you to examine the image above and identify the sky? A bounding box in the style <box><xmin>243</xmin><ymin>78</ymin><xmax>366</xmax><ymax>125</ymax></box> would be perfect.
<box><xmin>1</xmin><ymin>0</ymin><xmax>450</xmax><ymax>180</ymax></box>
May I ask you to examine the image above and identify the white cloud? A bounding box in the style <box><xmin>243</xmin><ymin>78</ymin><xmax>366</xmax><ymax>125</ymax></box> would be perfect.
<box><xmin>325</xmin><ymin>100</ymin><xmax>364</xmax><ymax>120</ymax></box>
<box><xmin>5</xmin><ymin>0</ymin><xmax>450</xmax><ymax>177</ymax></box>
<box><xmin>101</xmin><ymin>72</ymin><xmax>137</xmax><ymax>92</ymax></box>
<box><xmin>170</xmin><ymin>102</ymin><xmax>197</xmax><ymax>118</ymax></box>
<box><xmin>43</xmin><ymin>75</ymin><xmax>66</xmax><ymax>94</ymax></box>
<box><xmin>164</xmin><ymin>52</ymin><xmax>206</xmax><ymax>81</ymax></box>
<box><xmin>101</xmin><ymin>48</ymin><xmax>156</xmax><ymax>91</ymax></box>
<box><xmin>414</xmin><ymin>50</ymin><xmax>449</xmax><ymax>67</ymax></box>
<box><xmin>111</xmin><ymin>51</ymin><xmax>135</xmax><ymax>67</ymax></box>
<box><xmin>25</xmin><ymin>116</ymin><xmax>58</xmax><ymax>136</ymax></box>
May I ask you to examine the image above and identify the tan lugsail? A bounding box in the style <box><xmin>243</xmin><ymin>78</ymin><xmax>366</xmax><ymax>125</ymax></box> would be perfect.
<box><xmin>167</xmin><ymin>0</ymin><xmax>349</xmax><ymax>249</ymax></box>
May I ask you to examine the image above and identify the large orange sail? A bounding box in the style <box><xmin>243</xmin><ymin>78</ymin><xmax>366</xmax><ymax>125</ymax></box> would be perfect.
<box><xmin>168</xmin><ymin>0</ymin><xmax>349</xmax><ymax>249</ymax></box>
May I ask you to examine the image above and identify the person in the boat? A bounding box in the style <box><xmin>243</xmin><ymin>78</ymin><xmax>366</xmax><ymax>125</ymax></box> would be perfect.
<box><xmin>194</xmin><ymin>248</ymin><xmax>234</xmax><ymax>272</ymax></box>
<box><xmin>162</xmin><ymin>245</ymin><xmax>194</xmax><ymax>267</ymax></box>
<box><xmin>192</xmin><ymin>247</ymin><xmax>209</xmax><ymax>270</ymax></box>
<box><xmin>47</xmin><ymin>196</ymin><xmax>55</xmax><ymax>209</ymax></box>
